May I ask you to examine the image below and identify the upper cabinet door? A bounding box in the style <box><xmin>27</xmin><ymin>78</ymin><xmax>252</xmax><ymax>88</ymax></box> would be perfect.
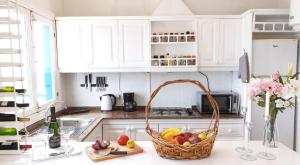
<box><xmin>56</xmin><ymin>20</ymin><xmax>91</xmax><ymax>70</ymax></box>
<box><xmin>197</xmin><ymin>19</ymin><xmax>219</xmax><ymax>66</ymax></box>
<box><xmin>90</xmin><ymin>20</ymin><xmax>119</xmax><ymax>68</ymax></box>
<box><xmin>118</xmin><ymin>20</ymin><xmax>150</xmax><ymax>68</ymax></box>
<box><xmin>289</xmin><ymin>0</ymin><xmax>300</xmax><ymax>29</ymax></box>
<box><xmin>219</xmin><ymin>19</ymin><xmax>241</xmax><ymax>66</ymax></box>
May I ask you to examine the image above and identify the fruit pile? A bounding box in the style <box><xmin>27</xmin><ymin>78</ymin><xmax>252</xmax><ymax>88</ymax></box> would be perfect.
<box><xmin>91</xmin><ymin>134</ymin><xmax>135</xmax><ymax>151</ymax></box>
<box><xmin>160</xmin><ymin>128</ymin><xmax>207</xmax><ymax>147</ymax></box>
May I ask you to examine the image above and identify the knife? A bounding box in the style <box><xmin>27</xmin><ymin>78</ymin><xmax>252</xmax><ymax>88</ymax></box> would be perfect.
<box><xmin>85</xmin><ymin>75</ymin><xmax>88</xmax><ymax>88</ymax></box>
<box><xmin>94</xmin><ymin>148</ymin><xmax>128</xmax><ymax>156</ymax></box>
<box><xmin>89</xmin><ymin>74</ymin><xmax>92</xmax><ymax>92</ymax></box>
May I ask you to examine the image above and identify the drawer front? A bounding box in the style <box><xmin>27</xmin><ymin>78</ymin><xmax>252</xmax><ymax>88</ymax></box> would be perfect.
<box><xmin>217</xmin><ymin>124</ymin><xmax>243</xmax><ymax>138</ymax></box>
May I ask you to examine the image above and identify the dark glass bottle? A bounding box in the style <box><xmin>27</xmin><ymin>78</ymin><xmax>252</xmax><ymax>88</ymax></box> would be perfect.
<box><xmin>48</xmin><ymin>107</ymin><xmax>61</xmax><ymax>148</ymax></box>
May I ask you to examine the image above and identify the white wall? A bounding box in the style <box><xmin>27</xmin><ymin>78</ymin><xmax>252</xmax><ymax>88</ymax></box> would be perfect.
<box><xmin>62</xmin><ymin>72</ymin><xmax>242</xmax><ymax>107</ymax></box>
<box><xmin>19</xmin><ymin>0</ymin><xmax>63</xmax><ymax>16</ymax></box>
<box><xmin>61</xmin><ymin>0</ymin><xmax>290</xmax><ymax>16</ymax></box>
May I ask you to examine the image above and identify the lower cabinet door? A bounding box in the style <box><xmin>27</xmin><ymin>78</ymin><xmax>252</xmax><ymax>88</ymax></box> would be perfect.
<box><xmin>102</xmin><ymin>124</ymin><xmax>130</xmax><ymax>141</ymax></box>
<box><xmin>131</xmin><ymin>123</ymin><xmax>158</xmax><ymax>141</ymax></box>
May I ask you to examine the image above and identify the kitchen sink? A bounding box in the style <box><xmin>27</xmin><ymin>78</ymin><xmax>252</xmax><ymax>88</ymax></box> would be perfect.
<box><xmin>31</xmin><ymin>118</ymin><xmax>96</xmax><ymax>138</ymax></box>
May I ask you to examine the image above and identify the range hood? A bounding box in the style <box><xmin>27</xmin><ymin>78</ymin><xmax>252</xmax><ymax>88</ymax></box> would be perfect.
<box><xmin>152</xmin><ymin>0</ymin><xmax>193</xmax><ymax>16</ymax></box>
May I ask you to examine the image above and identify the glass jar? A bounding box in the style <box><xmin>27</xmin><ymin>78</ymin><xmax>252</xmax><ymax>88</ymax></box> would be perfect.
<box><xmin>151</xmin><ymin>33</ymin><xmax>159</xmax><ymax>43</ymax></box>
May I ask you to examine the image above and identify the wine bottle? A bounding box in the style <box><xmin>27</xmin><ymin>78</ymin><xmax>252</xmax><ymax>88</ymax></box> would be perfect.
<box><xmin>48</xmin><ymin>107</ymin><xmax>61</xmax><ymax>148</ymax></box>
<box><xmin>0</xmin><ymin>142</ymin><xmax>18</xmax><ymax>150</ymax></box>
<box><xmin>0</xmin><ymin>128</ymin><xmax>17</xmax><ymax>136</ymax></box>
<box><xmin>0</xmin><ymin>113</ymin><xmax>16</xmax><ymax>121</ymax></box>
<box><xmin>0</xmin><ymin>101</ymin><xmax>15</xmax><ymax>107</ymax></box>
<box><xmin>0</xmin><ymin>87</ymin><xmax>26</xmax><ymax>93</ymax></box>
<box><xmin>0</xmin><ymin>87</ymin><xmax>14</xmax><ymax>92</ymax></box>
<box><xmin>16</xmin><ymin>103</ymin><xmax>29</xmax><ymax>108</ymax></box>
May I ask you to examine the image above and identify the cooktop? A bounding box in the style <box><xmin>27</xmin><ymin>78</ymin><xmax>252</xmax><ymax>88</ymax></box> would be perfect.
<box><xmin>150</xmin><ymin>107</ymin><xmax>200</xmax><ymax>117</ymax></box>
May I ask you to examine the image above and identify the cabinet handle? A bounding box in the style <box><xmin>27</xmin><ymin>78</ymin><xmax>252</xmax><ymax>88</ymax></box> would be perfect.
<box><xmin>290</xmin><ymin>16</ymin><xmax>294</xmax><ymax>20</ymax></box>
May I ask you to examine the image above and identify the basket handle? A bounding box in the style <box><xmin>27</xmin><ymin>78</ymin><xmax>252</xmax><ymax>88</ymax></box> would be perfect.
<box><xmin>145</xmin><ymin>79</ymin><xmax>219</xmax><ymax>137</ymax></box>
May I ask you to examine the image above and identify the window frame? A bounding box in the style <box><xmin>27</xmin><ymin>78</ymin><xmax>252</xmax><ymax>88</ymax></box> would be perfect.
<box><xmin>14</xmin><ymin>9</ymin><xmax>57</xmax><ymax>121</ymax></box>
<box><xmin>31</xmin><ymin>13</ymin><xmax>57</xmax><ymax>111</ymax></box>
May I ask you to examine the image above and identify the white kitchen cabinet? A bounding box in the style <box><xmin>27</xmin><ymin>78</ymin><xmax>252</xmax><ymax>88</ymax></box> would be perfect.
<box><xmin>57</xmin><ymin>19</ymin><xmax>150</xmax><ymax>72</ymax></box>
<box><xmin>90</xmin><ymin>20</ymin><xmax>119</xmax><ymax>68</ymax></box>
<box><xmin>197</xmin><ymin>18</ymin><xmax>241</xmax><ymax>70</ymax></box>
<box><xmin>197</xmin><ymin>19</ymin><xmax>219</xmax><ymax>66</ymax></box>
<box><xmin>118</xmin><ymin>20</ymin><xmax>150</xmax><ymax>68</ymax></box>
<box><xmin>56</xmin><ymin>20</ymin><xmax>91</xmax><ymax>70</ymax></box>
<box><xmin>289</xmin><ymin>0</ymin><xmax>300</xmax><ymax>31</ymax></box>
<box><xmin>219</xmin><ymin>19</ymin><xmax>241</xmax><ymax>66</ymax></box>
<box><xmin>102</xmin><ymin>122</ymin><xmax>158</xmax><ymax>141</ymax></box>
<box><xmin>102</xmin><ymin>124</ymin><xmax>130</xmax><ymax>141</ymax></box>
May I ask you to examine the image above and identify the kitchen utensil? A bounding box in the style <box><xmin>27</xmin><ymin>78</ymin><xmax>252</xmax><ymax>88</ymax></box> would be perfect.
<box><xmin>93</xmin><ymin>147</ymin><xmax>127</xmax><ymax>156</ymax></box>
<box><xmin>100</xmin><ymin>94</ymin><xmax>117</xmax><ymax>111</ymax></box>
<box><xmin>89</xmin><ymin>74</ymin><xmax>92</xmax><ymax>92</ymax></box>
<box><xmin>123</xmin><ymin>93</ymin><xmax>136</xmax><ymax>112</ymax></box>
<box><xmin>85</xmin><ymin>143</ymin><xmax>143</xmax><ymax>162</ymax></box>
<box><xmin>85</xmin><ymin>75</ymin><xmax>88</xmax><ymax>88</ymax></box>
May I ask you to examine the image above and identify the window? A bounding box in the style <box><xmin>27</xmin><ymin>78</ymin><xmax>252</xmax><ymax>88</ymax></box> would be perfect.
<box><xmin>32</xmin><ymin>15</ymin><xmax>55</xmax><ymax>106</ymax></box>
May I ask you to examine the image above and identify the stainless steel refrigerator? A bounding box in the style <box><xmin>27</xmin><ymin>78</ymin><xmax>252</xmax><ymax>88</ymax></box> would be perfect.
<box><xmin>251</xmin><ymin>39</ymin><xmax>299</xmax><ymax>150</ymax></box>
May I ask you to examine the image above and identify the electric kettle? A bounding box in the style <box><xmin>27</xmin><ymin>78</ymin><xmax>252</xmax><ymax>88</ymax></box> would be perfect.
<box><xmin>100</xmin><ymin>94</ymin><xmax>117</xmax><ymax>111</ymax></box>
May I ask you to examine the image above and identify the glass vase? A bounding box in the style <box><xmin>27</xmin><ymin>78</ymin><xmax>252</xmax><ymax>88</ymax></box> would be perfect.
<box><xmin>263</xmin><ymin>109</ymin><xmax>278</xmax><ymax>148</ymax></box>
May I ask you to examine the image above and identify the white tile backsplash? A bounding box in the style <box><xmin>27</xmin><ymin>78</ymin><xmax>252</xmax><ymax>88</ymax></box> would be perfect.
<box><xmin>60</xmin><ymin>71</ymin><xmax>243</xmax><ymax>108</ymax></box>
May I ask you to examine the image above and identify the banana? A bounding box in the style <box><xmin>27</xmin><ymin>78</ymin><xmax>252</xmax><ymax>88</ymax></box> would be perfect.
<box><xmin>160</xmin><ymin>128</ymin><xmax>181</xmax><ymax>137</ymax></box>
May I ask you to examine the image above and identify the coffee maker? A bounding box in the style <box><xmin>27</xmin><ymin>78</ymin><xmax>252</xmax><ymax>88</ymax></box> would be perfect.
<box><xmin>123</xmin><ymin>92</ymin><xmax>136</xmax><ymax>112</ymax></box>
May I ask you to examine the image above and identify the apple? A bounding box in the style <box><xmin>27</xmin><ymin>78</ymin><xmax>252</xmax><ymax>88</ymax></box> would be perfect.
<box><xmin>117</xmin><ymin>135</ymin><xmax>129</xmax><ymax>145</ymax></box>
<box><xmin>182</xmin><ymin>132</ymin><xmax>192</xmax><ymax>141</ymax></box>
<box><xmin>174</xmin><ymin>135</ymin><xmax>186</xmax><ymax>145</ymax></box>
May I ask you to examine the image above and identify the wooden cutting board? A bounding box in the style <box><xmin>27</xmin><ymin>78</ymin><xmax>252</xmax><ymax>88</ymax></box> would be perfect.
<box><xmin>85</xmin><ymin>142</ymin><xmax>143</xmax><ymax>162</ymax></box>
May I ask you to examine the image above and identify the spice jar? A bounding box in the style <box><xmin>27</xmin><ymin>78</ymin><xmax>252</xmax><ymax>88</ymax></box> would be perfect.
<box><xmin>152</xmin><ymin>55</ymin><xmax>159</xmax><ymax>66</ymax></box>
<box><xmin>152</xmin><ymin>33</ymin><xmax>159</xmax><ymax>43</ymax></box>
<box><xmin>169</xmin><ymin>33</ymin><xmax>177</xmax><ymax>42</ymax></box>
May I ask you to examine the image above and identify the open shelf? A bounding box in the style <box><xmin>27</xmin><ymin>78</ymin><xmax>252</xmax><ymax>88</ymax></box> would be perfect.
<box><xmin>150</xmin><ymin>20</ymin><xmax>198</xmax><ymax>71</ymax></box>
<box><xmin>0</xmin><ymin>62</ymin><xmax>23</xmax><ymax>67</ymax></box>
<box><xmin>253</xmin><ymin>22</ymin><xmax>295</xmax><ymax>32</ymax></box>
<box><xmin>0</xmin><ymin>77</ymin><xmax>24</xmax><ymax>82</ymax></box>
<box><xmin>151</xmin><ymin>57</ymin><xmax>196</xmax><ymax>67</ymax></box>
<box><xmin>0</xmin><ymin>150</ymin><xmax>22</xmax><ymax>155</ymax></box>
<box><xmin>0</xmin><ymin>121</ymin><xmax>20</xmax><ymax>128</ymax></box>
<box><xmin>0</xmin><ymin>135</ymin><xmax>21</xmax><ymax>142</ymax></box>
<box><xmin>0</xmin><ymin>48</ymin><xmax>21</xmax><ymax>54</ymax></box>
<box><xmin>0</xmin><ymin>32</ymin><xmax>21</xmax><ymax>39</ymax></box>
<box><xmin>0</xmin><ymin>107</ymin><xmax>18</xmax><ymax>113</ymax></box>
<box><xmin>0</xmin><ymin>17</ymin><xmax>20</xmax><ymax>24</ymax></box>
<box><xmin>252</xmin><ymin>13</ymin><xmax>295</xmax><ymax>33</ymax></box>
<box><xmin>0</xmin><ymin>92</ymin><xmax>16</xmax><ymax>97</ymax></box>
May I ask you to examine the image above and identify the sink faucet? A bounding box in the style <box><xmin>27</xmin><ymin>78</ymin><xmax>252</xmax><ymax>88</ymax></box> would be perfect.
<box><xmin>44</xmin><ymin>101</ymin><xmax>67</xmax><ymax>125</ymax></box>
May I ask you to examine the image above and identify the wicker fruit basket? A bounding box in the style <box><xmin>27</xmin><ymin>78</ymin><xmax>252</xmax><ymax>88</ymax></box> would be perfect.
<box><xmin>145</xmin><ymin>79</ymin><xmax>220</xmax><ymax>160</ymax></box>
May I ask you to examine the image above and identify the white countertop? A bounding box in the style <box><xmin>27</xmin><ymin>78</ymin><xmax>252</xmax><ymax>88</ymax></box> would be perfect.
<box><xmin>1</xmin><ymin>141</ymin><xmax>300</xmax><ymax>165</ymax></box>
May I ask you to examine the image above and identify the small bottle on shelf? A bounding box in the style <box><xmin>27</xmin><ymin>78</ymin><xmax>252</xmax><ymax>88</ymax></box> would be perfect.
<box><xmin>0</xmin><ymin>87</ymin><xmax>26</xmax><ymax>94</ymax></box>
